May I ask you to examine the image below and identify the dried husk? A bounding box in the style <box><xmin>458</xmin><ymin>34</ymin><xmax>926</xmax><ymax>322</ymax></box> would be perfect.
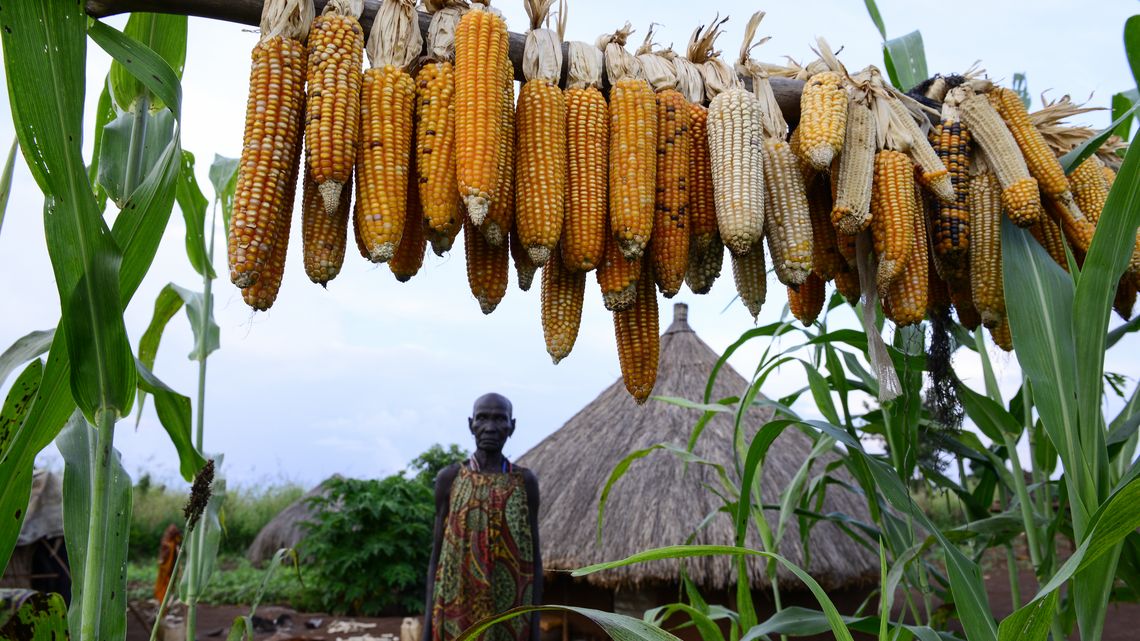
<box><xmin>735</xmin><ymin>11</ymin><xmax>785</xmax><ymax>139</ymax></box>
<box><xmin>667</xmin><ymin>49</ymin><xmax>703</xmax><ymax>104</ymax></box>
<box><xmin>635</xmin><ymin>26</ymin><xmax>678</xmax><ymax>92</ymax></box>
<box><xmin>425</xmin><ymin>2</ymin><xmax>467</xmax><ymax>62</ymax></box>
<box><xmin>567</xmin><ymin>41</ymin><xmax>604</xmax><ymax>90</ymax></box>
<box><xmin>693</xmin><ymin>20</ymin><xmax>737</xmax><ymax>100</ymax></box>
<box><xmin>367</xmin><ymin>0</ymin><xmax>423</xmax><ymax>70</ymax></box>
<box><xmin>599</xmin><ymin>23</ymin><xmax>642</xmax><ymax>82</ymax></box>
<box><xmin>322</xmin><ymin>0</ymin><xmax>363</xmax><ymax>17</ymax></box>
<box><xmin>523</xmin><ymin>0</ymin><xmax>562</xmax><ymax>83</ymax></box>
<box><xmin>259</xmin><ymin>0</ymin><xmax>314</xmax><ymax>41</ymax></box>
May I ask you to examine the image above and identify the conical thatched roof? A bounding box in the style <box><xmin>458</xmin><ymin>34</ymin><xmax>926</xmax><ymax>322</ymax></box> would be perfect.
<box><xmin>517</xmin><ymin>303</ymin><xmax>877</xmax><ymax>592</ymax></box>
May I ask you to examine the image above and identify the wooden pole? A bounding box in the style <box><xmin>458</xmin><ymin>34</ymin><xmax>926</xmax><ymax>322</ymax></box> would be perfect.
<box><xmin>84</xmin><ymin>0</ymin><xmax>805</xmax><ymax>123</ymax></box>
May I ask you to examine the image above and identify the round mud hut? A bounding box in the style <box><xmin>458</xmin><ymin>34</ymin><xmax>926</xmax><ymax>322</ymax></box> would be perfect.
<box><xmin>517</xmin><ymin>303</ymin><xmax>877</xmax><ymax>639</ymax></box>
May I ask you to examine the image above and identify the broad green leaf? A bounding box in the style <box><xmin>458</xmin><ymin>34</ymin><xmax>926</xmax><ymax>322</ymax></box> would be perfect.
<box><xmin>997</xmin><ymin>591</ymin><xmax>1057</xmax><ymax>641</ymax></box>
<box><xmin>862</xmin><ymin>0</ymin><xmax>887</xmax><ymax>40</ymax></box>
<box><xmin>136</xmin><ymin>359</ymin><xmax>205</xmax><ymax>481</ymax></box>
<box><xmin>737</xmin><ymin>606</ymin><xmax>955</xmax><ymax>641</ymax></box>
<box><xmin>703</xmin><ymin>323</ymin><xmax>794</xmax><ymax>403</ymax></box>
<box><xmin>643</xmin><ymin>603</ymin><xmax>724</xmax><ymax>641</ymax></box>
<box><xmin>0</xmin><ymin>591</ymin><xmax>69</xmax><ymax>640</ymax></box>
<box><xmin>108</xmin><ymin>13</ymin><xmax>187</xmax><ymax>112</ymax></box>
<box><xmin>457</xmin><ymin>605</ymin><xmax>681</xmax><ymax>641</ymax></box>
<box><xmin>135</xmin><ymin>283</ymin><xmax>219</xmax><ymax>422</ymax></box>
<box><xmin>735</xmin><ymin>420</ymin><xmax>797</xmax><ymax>546</ymax></box>
<box><xmin>208</xmin><ymin>154</ymin><xmax>240</xmax><ymax>235</ymax></box>
<box><xmin>1126</xmin><ymin>16</ymin><xmax>1140</xmax><ymax>89</ymax></box>
<box><xmin>0</xmin><ymin>139</ymin><xmax>17</xmax><ymax>237</ymax></box>
<box><xmin>89</xmin><ymin>76</ymin><xmax>115</xmax><ymax>211</ymax></box>
<box><xmin>57</xmin><ymin>411</ymin><xmax>132</xmax><ymax>640</ymax></box>
<box><xmin>1107</xmin><ymin>314</ymin><xmax>1140</xmax><ymax>348</ymax></box>
<box><xmin>177</xmin><ymin>151</ymin><xmax>215</xmax><ymax>278</ymax></box>
<box><xmin>0</xmin><ymin>361</ymin><xmax>42</xmax><ymax>458</ymax></box>
<box><xmin>96</xmin><ymin>108</ymin><xmax>176</xmax><ymax>208</ymax></box>
<box><xmin>0</xmin><ymin>329</ymin><xmax>53</xmax><ymax>390</ymax></box>
<box><xmin>573</xmin><ymin>545</ymin><xmax>854</xmax><ymax>641</ymax></box>
<box><xmin>957</xmin><ymin>383</ymin><xmax>1021</xmax><ymax>441</ymax></box>
<box><xmin>883</xmin><ymin>31</ymin><xmax>927</xmax><ymax>92</ymax></box>
<box><xmin>1059</xmin><ymin>101</ymin><xmax>1140</xmax><ymax>174</ymax></box>
<box><xmin>1112</xmin><ymin>91</ymin><xmax>1137</xmax><ymax>141</ymax></box>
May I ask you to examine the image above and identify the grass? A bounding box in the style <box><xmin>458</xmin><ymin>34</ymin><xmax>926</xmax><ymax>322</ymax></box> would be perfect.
<box><xmin>127</xmin><ymin>553</ymin><xmax>313</xmax><ymax>608</ymax></box>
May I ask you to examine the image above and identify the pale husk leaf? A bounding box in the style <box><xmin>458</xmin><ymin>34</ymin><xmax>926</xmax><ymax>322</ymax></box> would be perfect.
<box><xmin>426</xmin><ymin>3</ymin><xmax>467</xmax><ymax>61</ymax></box>
<box><xmin>567</xmin><ymin>41</ymin><xmax>604</xmax><ymax>90</ymax></box>
<box><xmin>523</xmin><ymin>0</ymin><xmax>562</xmax><ymax>82</ymax></box>
<box><xmin>259</xmin><ymin>0</ymin><xmax>315</xmax><ymax>41</ymax></box>
<box><xmin>668</xmin><ymin>49</ymin><xmax>703</xmax><ymax>104</ymax></box>
<box><xmin>637</xmin><ymin>27</ymin><xmax>677</xmax><ymax>92</ymax></box>
<box><xmin>367</xmin><ymin>0</ymin><xmax>423</xmax><ymax>70</ymax></box>
<box><xmin>322</xmin><ymin>0</ymin><xmax>363</xmax><ymax>17</ymax></box>
<box><xmin>600</xmin><ymin>24</ymin><xmax>642</xmax><ymax>83</ymax></box>
<box><xmin>735</xmin><ymin>11</ymin><xmax>784</xmax><ymax>138</ymax></box>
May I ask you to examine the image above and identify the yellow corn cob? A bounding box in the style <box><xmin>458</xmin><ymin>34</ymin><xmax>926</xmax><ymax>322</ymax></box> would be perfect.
<box><xmin>302</xmin><ymin>163</ymin><xmax>351</xmax><ymax>285</ymax></box>
<box><xmin>515</xmin><ymin>79</ymin><xmax>567</xmax><ymax>265</ymax></box>
<box><xmin>871</xmin><ymin>150</ymin><xmax>917</xmax><ymax>292</ymax></box>
<box><xmin>1028</xmin><ymin>215</ymin><xmax>1070</xmax><ymax>272</ymax></box>
<box><xmin>416</xmin><ymin>61</ymin><xmax>462</xmax><ymax>240</ymax></box>
<box><xmin>947</xmin><ymin>274</ymin><xmax>981</xmax><ymax>331</ymax></box>
<box><xmin>834</xmin><ymin>264</ymin><xmax>861</xmax><ymax>304</ymax></box>
<box><xmin>229</xmin><ymin>36</ymin><xmax>307</xmax><ymax>289</ymax></box>
<box><xmin>609</xmin><ymin>77</ymin><xmax>658</xmax><ymax>259</ymax></box>
<box><xmin>306</xmin><ymin>11</ymin><xmax>364</xmax><ymax>213</ymax></box>
<box><xmin>651</xmin><ymin>88</ymin><xmax>692</xmax><ymax>297</ymax></box>
<box><xmin>597</xmin><ymin>225</ymin><xmax>641</xmax><ymax>312</ymax></box>
<box><xmin>731</xmin><ymin>238</ymin><xmax>767</xmax><ymax>321</ymax></box>
<box><xmin>1044</xmin><ymin>196</ymin><xmax>1095</xmax><ymax>256</ymax></box>
<box><xmin>352</xmin><ymin>177</ymin><xmax>368</xmax><ymax>259</ymax></box>
<box><xmin>484</xmin><ymin>56</ymin><xmax>516</xmax><ymax>246</ymax></box>
<box><xmin>509</xmin><ymin>224</ymin><xmax>537</xmax><ymax>292</ymax></box>
<box><xmin>562</xmin><ymin>86</ymin><xmax>609</xmax><ymax>271</ymax></box>
<box><xmin>809</xmin><ymin>177</ymin><xmax>843</xmax><ymax>282</ymax></box>
<box><xmin>1103</xmin><ymin>165</ymin><xmax>1117</xmax><ymax>189</ymax></box>
<box><xmin>763</xmin><ymin>139</ymin><xmax>813</xmax><ymax>287</ymax></box>
<box><xmin>708</xmin><ymin>87</ymin><xmax>765</xmax><ymax>255</ymax></box>
<box><xmin>455</xmin><ymin>6</ymin><xmax>510</xmax><ymax>224</ymax></box>
<box><xmin>989</xmin><ymin>316</ymin><xmax>1013</xmax><ymax>352</ymax></box>
<box><xmin>613</xmin><ymin>257</ymin><xmax>659</xmax><ymax>403</ymax></box>
<box><xmin>685</xmin><ymin>232</ymin><xmax>724</xmax><ymax>295</ymax></box>
<box><xmin>541</xmin><ymin>255</ymin><xmax>587</xmax><ymax>364</ymax></box>
<box><xmin>953</xmin><ymin>88</ymin><xmax>1043</xmax><ymax>227</ymax></box>
<box><xmin>884</xmin><ymin>195</ymin><xmax>929</xmax><ymax>327</ymax></box>
<box><xmin>796</xmin><ymin>71</ymin><xmax>847</xmax><ymax>171</ymax></box>
<box><xmin>389</xmin><ymin>161</ymin><xmax>426</xmax><ymax>282</ymax></box>
<box><xmin>990</xmin><ymin>88</ymin><xmax>1073</xmax><ymax>201</ymax></box>
<box><xmin>357</xmin><ymin>64</ymin><xmax>415</xmax><ymax>262</ymax></box>
<box><xmin>831</xmin><ymin>99</ymin><xmax>876</xmax><ymax>235</ymax></box>
<box><xmin>464</xmin><ymin>216</ymin><xmax>509</xmax><ymax>313</ymax></box>
<box><xmin>886</xmin><ymin>96</ymin><xmax>955</xmax><ymax>203</ymax></box>
<box><xmin>929</xmin><ymin>106</ymin><xmax>972</xmax><ymax>258</ymax></box>
<box><xmin>969</xmin><ymin>169</ymin><xmax>1005</xmax><ymax>328</ymax></box>
<box><xmin>688</xmin><ymin>103</ymin><xmax>717</xmax><ymax>254</ymax></box>
<box><xmin>927</xmin><ymin>260</ymin><xmax>951</xmax><ymax>315</ymax></box>
<box><xmin>788</xmin><ymin>273</ymin><xmax>825</xmax><ymax>326</ymax></box>
<box><xmin>835</xmin><ymin>224</ymin><xmax>857</xmax><ymax>270</ymax></box>
<box><xmin>1070</xmin><ymin>155</ymin><xmax>1109</xmax><ymax>225</ymax></box>
<box><xmin>1114</xmin><ymin>277</ymin><xmax>1137</xmax><ymax>321</ymax></box>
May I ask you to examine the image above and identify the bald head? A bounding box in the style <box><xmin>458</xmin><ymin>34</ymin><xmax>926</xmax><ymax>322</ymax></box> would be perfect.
<box><xmin>472</xmin><ymin>393</ymin><xmax>513</xmax><ymax>417</ymax></box>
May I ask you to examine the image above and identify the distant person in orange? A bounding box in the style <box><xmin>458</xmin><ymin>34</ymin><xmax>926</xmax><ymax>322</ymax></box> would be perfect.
<box><xmin>422</xmin><ymin>393</ymin><xmax>542</xmax><ymax>641</ymax></box>
<box><xmin>155</xmin><ymin>524</ymin><xmax>182</xmax><ymax>602</ymax></box>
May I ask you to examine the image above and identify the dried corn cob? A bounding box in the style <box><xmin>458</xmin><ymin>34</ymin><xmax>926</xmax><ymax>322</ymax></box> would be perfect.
<box><xmin>509</xmin><ymin>223</ymin><xmax>537</xmax><ymax>291</ymax></box>
<box><xmin>731</xmin><ymin>239</ymin><xmax>767</xmax><ymax>321</ymax></box>
<box><xmin>680</xmin><ymin>34</ymin><xmax>716</xmax><ymax>258</ymax></box>
<box><xmin>836</xmin><ymin>224</ymin><xmax>857</xmax><ymax>269</ymax></box>
<box><xmin>990</xmin><ymin>87</ymin><xmax>1077</xmax><ymax>204</ymax></box>
<box><xmin>597</xmin><ymin>224</ymin><xmax>641</xmax><ymax>311</ymax></box>
<box><xmin>562</xmin><ymin>41</ymin><xmax>609</xmax><ymax>271</ymax></box>
<box><xmin>352</xmin><ymin>177</ymin><xmax>368</xmax><ymax>258</ymax></box>
<box><xmin>1044</xmin><ymin>195</ymin><xmax>1095</xmax><ymax>256</ymax></box>
<box><xmin>389</xmin><ymin>158</ymin><xmax>427</xmax><ymax>282</ymax></box>
<box><xmin>1104</xmin><ymin>165</ymin><xmax>1117</xmax><ymax>189</ymax></box>
<box><xmin>1114</xmin><ymin>277</ymin><xmax>1137</xmax><ymax>321</ymax></box>
<box><xmin>302</xmin><ymin>163</ymin><xmax>350</xmax><ymax>285</ymax></box>
<box><xmin>870</xmin><ymin>150</ymin><xmax>917</xmax><ymax>292</ymax></box>
<box><xmin>415</xmin><ymin>4</ymin><xmax>464</xmax><ymax>243</ymax></box>
<box><xmin>796</xmin><ymin>47</ymin><xmax>847</xmax><ymax>171</ymax></box>
<box><xmin>356</xmin><ymin>0</ymin><xmax>420</xmax><ymax>262</ymax></box>
<box><xmin>305</xmin><ymin>0</ymin><xmax>364</xmax><ymax>213</ymax></box>
<box><xmin>808</xmin><ymin>176</ymin><xmax>843</xmax><ymax>281</ymax></box>
<box><xmin>1028</xmin><ymin>215</ymin><xmax>1070</xmax><ymax>272</ymax></box>
<box><xmin>883</xmin><ymin>91</ymin><xmax>954</xmax><ymax>203</ymax></box>
<box><xmin>708</xmin><ymin>84</ymin><xmax>765</xmax><ymax>256</ymax></box>
<box><xmin>515</xmin><ymin>0</ymin><xmax>566</xmax><ymax>266</ymax></box>
<box><xmin>483</xmin><ymin>54</ymin><xmax>516</xmax><ymax>245</ymax></box>
<box><xmin>929</xmin><ymin>100</ymin><xmax>972</xmax><ymax>259</ymax></box>
<box><xmin>541</xmin><ymin>254</ymin><xmax>587</xmax><ymax>364</ymax></box>
<box><xmin>834</xmin><ymin>263</ymin><xmax>861</xmax><ymax>304</ymax></box>
<box><xmin>1070</xmin><ymin>155</ymin><xmax>1109</xmax><ymax>225</ymax></box>
<box><xmin>968</xmin><ymin>162</ymin><xmax>1005</xmax><ymax>329</ymax></box>
<box><xmin>831</xmin><ymin>97</ymin><xmax>876</xmax><ymax>235</ymax></box>
<box><xmin>948</xmin><ymin>275</ymin><xmax>981</xmax><ymax>331</ymax></box>
<box><xmin>788</xmin><ymin>273</ymin><xmax>825</xmax><ymax>326</ymax></box>
<box><xmin>950</xmin><ymin>85</ymin><xmax>1043</xmax><ymax>227</ymax></box>
<box><xmin>927</xmin><ymin>260</ymin><xmax>951</xmax><ymax>315</ymax></box>
<box><xmin>989</xmin><ymin>316</ymin><xmax>1013</xmax><ymax>352</ymax></box>
<box><xmin>455</xmin><ymin>1</ymin><xmax>510</xmax><ymax>224</ymax></box>
<box><xmin>883</xmin><ymin>191</ymin><xmax>929</xmax><ymax>327</ymax></box>
<box><xmin>613</xmin><ymin>257</ymin><xmax>659</xmax><ymax>403</ymax></box>
<box><xmin>464</xmin><ymin>216</ymin><xmax>509</xmax><ymax>313</ymax></box>
<box><xmin>685</xmin><ymin>233</ymin><xmax>724</xmax><ymax>295</ymax></box>
<box><xmin>602</xmin><ymin>26</ymin><xmax>658</xmax><ymax>260</ymax></box>
<box><xmin>229</xmin><ymin>0</ymin><xmax>312</xmax><ymax>289</ymax></box>
<box><xmin>762</xmin><ymin>139</ymin><xmax>813</xmax><ymax>287</ymax></box>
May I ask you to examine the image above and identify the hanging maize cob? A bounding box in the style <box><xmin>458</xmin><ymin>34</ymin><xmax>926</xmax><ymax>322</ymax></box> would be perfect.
<box><xmin>831</xmin><ymin>94</ymin><xmax>876</xmax><ymax>235</ymax></box>
<box><xmin>464</xmin><ymin>216</ymin><xmax>509</xmax><ymax>313</ymax></box>
<box><xmin>834</xmin><ymin>264</ymin><xmax>860</xmax><ymax>304</ymax></box>
<box><xmin>685</xmin><ymin>235</ymin><xmax>724</xmax><ymax>295</ymax></box>
<box><xmin>1114</xmin><ymin>278</ymin><xmax>1137</xmax><ymax>321</ymax></box>
<box><xmin>968</xmin><ymin>155</ymin><xmax>1005</xmax><ymax>329</ymax></box>
<box><xmin>928</xmin><ymin>99</ymin><xmax>972</xmax><ymax>259</ymax></box>
<box><xmin>703</xmin><ymin>22</ymin><xmax>765</xmax><ymax>256</ymax></box>
<box><xmin>808</xmin><ymin>176</ymin><xmax>843</xmax><ymax>281</ymax></box>
<box><xmin>229</xmin><ymin>0</ymin><xmax>313</xmax><ymax>289</ymax></box>
<box><xmin>416</xmin><ymin>2</ymin><xmax>466</xmax><ymax>246</ymax></box>
<box><xmin>455</xmin><ymin>0</ymin><xmax>510</xmax><ymax>225</ymax></box>
<box><xmin>883</xmin><ymin>186</ymin><xmax>929</xmax><ymax>327</ymax></box>
<box><xmin>927</xmin><ymin>260</ymin><xmax>951</xmax><ymax>315</ymax></box>
<box><xmin>562</xmin><ymin>40</ymin><xmax>609</xmax><ymax>271</ymax></box>
<box><xmin>390</xmin><ymin>157</ymin><xmax>427</xmax><ymax>281</ymax></box>
<box><xmin>1070</xmin><ymin>155</ymin><xmax>1109</xmax><ymax>225</ymax></box>
<box><xmin>1104</xmin><ymin>165</ymin><xmax>1117</xmax><ymax>189</ymax></box>
<box><xmin>1028</xmin><ymin>215</ymin><xmax>1070</xmax><ymax>272</ymax></box>
<box><xmin>788</xmin><ymin>273</ymin><xmax>825</xmax><ymax>326</ymax></box>
<box><xmin>870</xmin><ymin>150</ymin><xmax>916</xmax><ymax>292</ymax></box>
<box><xmin>989</xmin><ymin>317</ymin><xmax>1013</xmax><ymax>352</ymax></box>
<box><xmin>836</xmin><ymin>224</ymin><xmax>857</xmax><ymax>270</ymax></box>
<box><xmin>637</xmin><ymin>32</ymin><xmax>691</xmax><ymax>298</ymax></box>
<box><xmin>597</xmin><ymin>221</ymin><xmax>641</xmax><ymax>311</ymax></box>
<box><xmin>541</xmin><ymin>253</ymin><xmax>587</xmax><ymax>363</ymax></box>
<box><xmin>602</xmin><ymin>25</ymin><xmax>658</xmax><ymax>260</ymax></box>
<box><xmin>947</xmin><ymin>273</ymin><xmax>981</xmax><ymax>331</ymax></box>
<box><xmin>515</xmin><ymin>0</ymin><xmax>566</xmax><ymax>266</ymax></box>
<box><xmin>731</xmin><ymin>239</ymin><xmax>767</xmax><ymax>321</ymax></box>
<box><xmin>356</xmin><ymin>0</ymin><xmax>421</xmax><ymax>262</ymax></box>
<box><xmin>948</xmin><ymin>85</ymin><xmax>1043</xmax><ymax>227</ymax></box>
<box><xmin>302</xmin><ymin>163</ymin><xmax>351</xmax><ymax>285</ymax></box>
<box><xmin>794</xmin><ymin>39</ymin><xmax>847</xmax><ymax>171</ymax></box>
<box><xmin>352</xmin><ymin>177</ymin><xmax>368</xmax><ymax>259</ymax></box>
<box><xmin>679</xmin><ymin>30</ymin><xmax>715</xmax><ymax>256</ymax></box>
<box><xmin>509</xmin><ymin>223</ymin><xmax>538</xmax><ymax>291</ymax></box>
<box><xmin>483</xmin><ymin>52</ymin><xmax>516</xmax><ymax>246</ymax></box>
<box><xmin>305</xmin><ymin>0</ymin><xmax>364</xmax><ymax>213</ymax></box>
<box><xmin>614</xmin><ymin>256</ymin><xmax>659</xmax><ymax>403</ymax></box>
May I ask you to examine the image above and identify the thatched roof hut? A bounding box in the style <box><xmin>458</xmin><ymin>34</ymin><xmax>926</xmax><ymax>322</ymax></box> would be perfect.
<box><xmin>248</xmin><ymin>475</ymin><xmax>341</xmax><ymax>565</ymax></box>
<box><xmin>517</xmin><ymin>303</ymin><xmax>877</xmax><ymax>598</ymax></box>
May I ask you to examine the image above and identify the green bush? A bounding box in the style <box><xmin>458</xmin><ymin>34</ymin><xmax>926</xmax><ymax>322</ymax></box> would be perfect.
<box><xmin>127</xmin><ymin>553</ymin><xmax>311</xmax><ymax>607</ymax></box>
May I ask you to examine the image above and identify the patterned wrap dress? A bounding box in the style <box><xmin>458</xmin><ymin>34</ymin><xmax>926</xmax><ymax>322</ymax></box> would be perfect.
<box><xmin>431</xmin><ymin>457</ymin><xmax>535</xmax><ymax>641</ymax></box>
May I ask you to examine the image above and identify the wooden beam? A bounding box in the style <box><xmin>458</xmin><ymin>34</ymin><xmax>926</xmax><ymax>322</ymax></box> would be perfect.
<box><xmin>84</xmin><ymin>0</ymin><xmax>805</xmax><ymax>123</ymax></box>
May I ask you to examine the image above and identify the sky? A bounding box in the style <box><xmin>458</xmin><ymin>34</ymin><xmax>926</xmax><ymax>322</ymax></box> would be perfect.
<box><xmin>0</xmin><ymin>0</ymin><xmax>1137</xmax><ymax>490</ymax></box>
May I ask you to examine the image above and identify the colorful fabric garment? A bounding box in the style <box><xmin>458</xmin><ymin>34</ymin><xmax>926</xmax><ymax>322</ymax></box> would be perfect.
<box><xmin>431</xmin><ymin>461</ymin><xmax>535</xmax><ymax>641</ymax></box>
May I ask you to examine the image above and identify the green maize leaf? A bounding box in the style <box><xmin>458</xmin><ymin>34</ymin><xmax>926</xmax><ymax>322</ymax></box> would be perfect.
<box><xmin>1059</xmin><ymin>101</ymin><xmax>1140</xmax><ymax>174</ymax></box>
<box><xmin>883</xmin><ymin>31</ymin><xmax>927</xmax><ymax>92</ymax></box>
<box><xmin>737</xmin><ymin>606</ymin><xmax>956</xmax><ymax>641</ymax></box>
<box><xmin>108</xmin><ymin>12</ymin><xmax>186</xmax><ymax>112</ymax></box>
<box><xmin>456</xmin><ymin>606</ymin><xmax>681</xmax><ymax>641</ymax></box>
<box><xmin>135</xmin><ymin>283</ymin><xmax>218</xmax><ymax>422</ymax></box>
<box><xmin>0</xmin><ymin>361</ymin><xmax>42</xmax><ymax>460</ymax></box>
<box><xmin>135</xmin><ymin>359</ymin><xmax>205</xmax><ymax>481</ymax></box>
<box><xmin>957</xmin><ymin>382</ymin><xmax>1021</xmax><ymax>441</ymax></box>
<box><xmin>1107</xmin><ymin>314</ymin><xmax>1140</xmax><ymax>348</ymax></box>
<box><xmin>997</xmin><ymin>590</ymin><xmax>1058</xmax><ymax>641</ymax></box>
<box><xmin>801</xmin><ymin>361</ymin><xmax>840</xmax><ymax>425</ymax></box>
<box><xmin>88</xmin><ymin>76</ymin><xmax>115</xmax><ymax>211</ymax></box>
<box><xmin>96</xmin><ymin>108</ymin><xmax>176</xmax><ymax>210</ymax></box>
<box><xmin>1126</xmin><ymin>16</ymin><xmax>1140</xmax><ymax>89</ymax></box>
<box><xmin>644</xmin><ymin>602</ymin><xmax>725</xmax><ymax>641</ymax></box>
<box><xmin>208</xmin><ymin>153</ymin><xmax>240</xmax><ymax>235</ymax></box>
<box><xmin>57</xmin><ymin>411</ymin><xmax>132</xmax><ymax>640</ymax></box>
<box><xmin>0</xmin><ymin>590</ymin><xmax>69</xmax><ymax>640</ymax></box>
<box><xmin>1112</xmin><ymin>91</ymin><xmax>1137</xmax><ymax>141</ymax></box>
<box><xmin>862</xmin><ymin>0</ymin><xmax>887</xmax><ymax>40</ymax></box>
<box><xmin>177</xmin><ymin>151</ymin><xmax>215</xmax><ymax>278</ymax></box>
<box><xmin>573</xmin><ymin>545</ymin><xmax>854</xmax><ymax>641</ymax></box>
<box><xmin>0</xmin><ymin>139</ymin><xmax>17</xmax><ymax>238</ymax></box>
<box><xmin>0</xmin><ymin>330</ymin><xmax>53</xmax><ymax>391</ymax></box>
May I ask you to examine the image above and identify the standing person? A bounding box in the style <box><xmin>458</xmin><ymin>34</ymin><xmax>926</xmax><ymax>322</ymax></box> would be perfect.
<box><xmin>424</xmin><ymin>393</ymin><xmax>543</xmax><ymax>641</ymax></box>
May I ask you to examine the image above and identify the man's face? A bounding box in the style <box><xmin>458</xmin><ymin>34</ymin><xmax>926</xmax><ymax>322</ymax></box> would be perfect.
<box><xmin>469</xmin><ymin>396</ymin><xmax>515</xmax><ymax>452</ymax></box>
